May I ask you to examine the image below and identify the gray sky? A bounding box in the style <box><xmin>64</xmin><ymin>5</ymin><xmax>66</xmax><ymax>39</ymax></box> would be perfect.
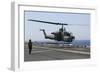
<box><xmin>24</xmin><ymin>11</ymin><xmax>90</xmax><ymax>42</ymax></box>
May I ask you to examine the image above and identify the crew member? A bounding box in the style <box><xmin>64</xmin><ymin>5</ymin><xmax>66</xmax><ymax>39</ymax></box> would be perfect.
<box><xmin>28</xmin><ymin>39</ymin><xmax>32</xmax><ymax>55</ymax></box>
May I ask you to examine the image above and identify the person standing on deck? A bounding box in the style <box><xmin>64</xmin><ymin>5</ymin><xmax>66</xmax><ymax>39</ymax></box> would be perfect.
<box><xmin>28</xmin><ymin>39</ymin><xmax>32</xmax><ymax>55</ymax></box>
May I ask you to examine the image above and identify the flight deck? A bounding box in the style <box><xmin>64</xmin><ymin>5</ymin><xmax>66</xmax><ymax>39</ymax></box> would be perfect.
<box><xmin>24</xmin><ymin>43</ymin><xmax>90</xmax><ymax>61</ymax></box>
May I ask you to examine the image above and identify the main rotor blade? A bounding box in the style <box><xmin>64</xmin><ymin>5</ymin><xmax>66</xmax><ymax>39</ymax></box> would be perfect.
<box><xmin>28</xmin><ymin>19</ymin><xmax>68</xmax><ymax>25</ymax></box>
<box><xmin>68</xmin><ymin>24</ymin><xmax>89</xmax><ymax>26</ymax></box>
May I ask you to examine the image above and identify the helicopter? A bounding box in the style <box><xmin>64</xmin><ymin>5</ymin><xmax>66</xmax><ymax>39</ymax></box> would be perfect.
<box><xmin>28</xmin><ymin>19</ymin><xmax>75</xmax><ymax>43</ymax></box>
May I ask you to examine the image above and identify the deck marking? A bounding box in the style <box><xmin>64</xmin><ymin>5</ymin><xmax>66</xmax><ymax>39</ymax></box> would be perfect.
<box><xmin>30</xmin><ymin>46</ymin><xmax>90</xmax><ymax>55</ymax></box>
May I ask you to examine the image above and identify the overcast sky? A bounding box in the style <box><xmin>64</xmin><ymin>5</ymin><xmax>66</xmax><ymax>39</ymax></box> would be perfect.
<box><xmin>24</xmin><ymin>11</ymin><xmax>90</xmax><ymax>42</ymax></box>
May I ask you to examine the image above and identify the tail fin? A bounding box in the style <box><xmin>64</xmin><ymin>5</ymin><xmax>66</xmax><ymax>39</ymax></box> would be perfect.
<box><xmin>40</xmin><ymin>29</ymin><xmax>46</xmax><ymax>38</ymax></box>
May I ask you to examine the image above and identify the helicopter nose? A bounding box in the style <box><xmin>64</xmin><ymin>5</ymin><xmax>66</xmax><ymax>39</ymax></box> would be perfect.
<box><xmin>72</xmin><ymin>36</ymin><xmax>75</xmax><ymax>39</ymax></box>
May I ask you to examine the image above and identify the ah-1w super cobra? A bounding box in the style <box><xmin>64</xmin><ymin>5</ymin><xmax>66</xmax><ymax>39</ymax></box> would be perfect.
<box><xmin>28</xmin><ymin>19</ymin><xmax>75</xmax><ymax>43</ymax></box>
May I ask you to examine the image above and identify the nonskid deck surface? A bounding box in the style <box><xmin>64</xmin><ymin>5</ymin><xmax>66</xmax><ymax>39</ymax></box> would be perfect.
<box><xmin>24</xmin><ymin>43</ymin><xmax>90</xmax><ymax>61</ymax></box>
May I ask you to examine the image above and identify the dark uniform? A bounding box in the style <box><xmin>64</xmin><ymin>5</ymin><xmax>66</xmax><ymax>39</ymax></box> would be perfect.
<box><xmin>28</xmin><ymin>39</ymin><xmax>32</xmax><ymax>54</ymax></box>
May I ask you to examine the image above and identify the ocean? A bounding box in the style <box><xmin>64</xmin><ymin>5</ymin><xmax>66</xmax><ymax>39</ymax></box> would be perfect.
<box><xmin>32</xmin><ymin>40</ymin><xmax>90</xmax><ymax>46</ymax></box>
<box><xmin>72</xmin><ymin>40</ymin><xmax>90</xmax><ymax>46</ymax></box>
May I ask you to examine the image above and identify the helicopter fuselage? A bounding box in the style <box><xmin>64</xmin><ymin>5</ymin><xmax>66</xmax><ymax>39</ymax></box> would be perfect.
<box><xmin>28</xmin><ymin>19</ymin><xmax>75</xmax><ymax>43</ymax></box>
<box><xmin>40</xmin><ymin>29</ymin><xmax>75</xmax><ymax>43</ymax></box>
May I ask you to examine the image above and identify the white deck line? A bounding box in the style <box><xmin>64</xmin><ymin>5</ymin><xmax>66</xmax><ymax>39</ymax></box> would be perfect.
<box><xmin>30</xmin><ymin>46</ymin><xmax>90</xmax><ymax>55</ymax></box>
<box><xmin>31</xmin><ymin>50</ymin><xmax>52</xmax><ymax>53</ymax></box>
<box><xmin>53</xmin><ymin>49</ymin><xmax>90</xmax><ymax>55</ymax></box>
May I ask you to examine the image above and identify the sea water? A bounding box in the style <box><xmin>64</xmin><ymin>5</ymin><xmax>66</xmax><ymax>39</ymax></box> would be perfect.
<box><xmin>72</xmin><ymin>40</ymin><xmax>90</xmax><ymax>46</ymax></box>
